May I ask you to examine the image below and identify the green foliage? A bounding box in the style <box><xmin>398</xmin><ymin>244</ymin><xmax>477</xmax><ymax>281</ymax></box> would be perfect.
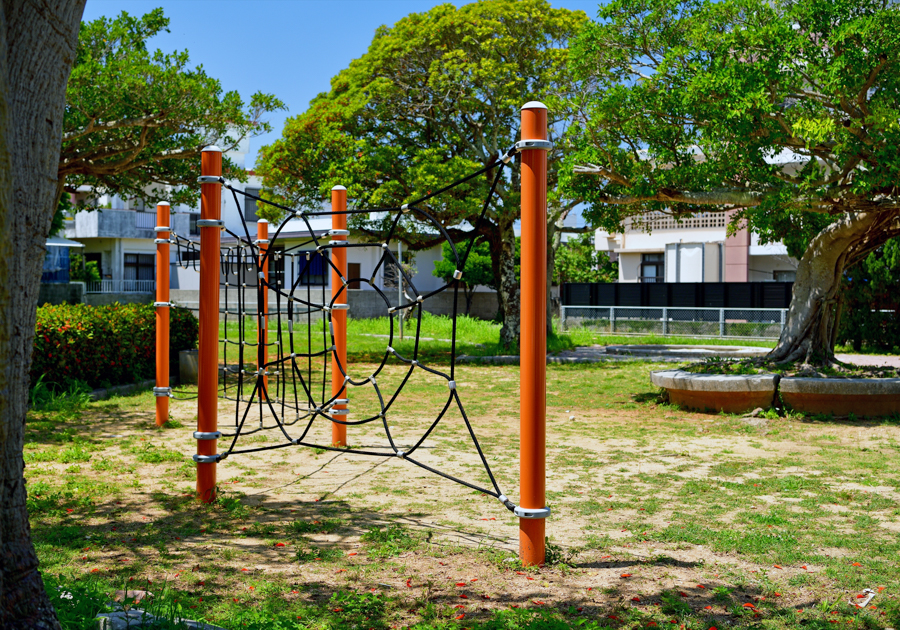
<box><xmin>32</xmin><ymin>303</ymin><xmax>198</xmax><ymax>389</ymax></box>
<box><xmin>837</xmin><ymin>237</ymin><xmax>900</xmax><ymax>352</ymax></box>
<box><xmin>434</xmin><ymin>237</ymin><xmax>502</xmax><ymax>316</ymax></box>
<box><xmin>434</xmin><ymin>238</ymin><xmax>496</xmax><ymax>290</ymax></box>
<box><xmin>29</xmin><ymin>374</ymin><xmax>93</xmax><ymax>413</ymax></box>
<box><xmin>68</xmin><ymin>253</ymin><xmax>101</xmax><ymax>284</ymax></box>
<box><xmin>257</xmin><ymin>0</ymin><xmax>587</xmax><ymax>341</ymax></box>
<box><xmin>562</xmin><ymin>0</ymin><xmax>900</xmax><ymax>264</ymax></box>
<box><xmin>61</xmin><ymin>9</ymin><xmax>283</xmax><ymax>208</ymax></box>
<box><xmin>554</xmin><ymin>233</ymin><xmax>617</xmax><ymax>284</ymax></box>
<box><xmin>360</xmin><ymin>523</ymin><xmax>420</xmax><ymax>558</ymax></box>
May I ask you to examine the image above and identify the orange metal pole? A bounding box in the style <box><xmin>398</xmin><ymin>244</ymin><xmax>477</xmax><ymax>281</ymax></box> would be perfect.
<box><xmin>155</xmin><ymin>202</ymin><xmax>171</xmax><ymax>427</ymax></box>
<box><xmin>330</xmin><ymin>185</ymin><xmax>348</xmax><ymax>447</ymax></box>
<box><xmin>519</xmin><ymin>102</ymin><xmax>549</xmax><ymax>566</ymax></box>
<box><xmin>257</xmin><ymin>219</ymin><xmax>269</xmax><ymax>401</ymax></box>
<box><xmin>197</xmin><ymin>146</ymin><xmax>222</xmax><ymax>503</ymax></box>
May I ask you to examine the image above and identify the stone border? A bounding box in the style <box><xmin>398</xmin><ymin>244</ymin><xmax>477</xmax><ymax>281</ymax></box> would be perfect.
<box><xmin>650</xmin><ymin>369</ymin><xmax>778</xmax><ymax>414</ymax></box>
<box><xmin>780</xmin><ymin>377</ymin><xmax>900</xmax><ymax>416</ymax></box>
<box><xmin>652</xmin><ymin>370</ymin><xmax>900</xmax><ymax>417</ymax></box>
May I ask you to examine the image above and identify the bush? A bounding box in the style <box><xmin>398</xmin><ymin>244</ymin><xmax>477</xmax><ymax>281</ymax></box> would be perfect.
<box><xmin>32</xmin><ymin>303</ymin><xmax>198</xmax><ymax>389</ymax></box>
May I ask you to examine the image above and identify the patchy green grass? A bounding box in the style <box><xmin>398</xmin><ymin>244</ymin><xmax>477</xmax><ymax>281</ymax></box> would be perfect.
<box><xmin>25</xmin><ymin>359</ymin><xmax>900</xmax><ymax>629</ymax></box>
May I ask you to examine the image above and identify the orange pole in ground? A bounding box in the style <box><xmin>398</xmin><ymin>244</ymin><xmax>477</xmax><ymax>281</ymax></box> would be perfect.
<box><xmin>330</xmin><ymin>185</ymin><xmax>348</xmax><ymax>447</ymax></box>
<box><xmin>197</xmin><ymin>146</ymin><xmax>222</xmax><ymax>503</ymax></box>
<box><xmin>257</xmin><ymin>220</ymin><xmax>269</xmax><ymax>401</ymax></box>
<box><xmin>519</xmin><ymin>102</ymin><xmax>549</xmax><ymax>566</ymax></box>
<box><xmin>155</xmin><ymin>202</ymin><xmax>171</xmax><ymax>427</ymax></box>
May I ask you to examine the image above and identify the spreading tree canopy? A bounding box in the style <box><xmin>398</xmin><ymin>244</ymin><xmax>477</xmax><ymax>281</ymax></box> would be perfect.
<box><xmin>434</xmin><ymin>238</ymin><xmax>503</xmax><ymax>316</ymax></box>
<box><xmin>60</xmin><ymin>9</ymin><xmax>283</xmax><ymax>208</ymax></box>
<box><xmin>563</xmin><ymin>0</ymin><xmax>900</xmax><ymax>364</ymax></box>
<box><xmin>257</xmin><ymin>0</ymin><xmax>587</xmax><ymax>346</ymax></box>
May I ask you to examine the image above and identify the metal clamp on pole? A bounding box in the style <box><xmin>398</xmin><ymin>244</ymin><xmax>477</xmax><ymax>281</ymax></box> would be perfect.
<box><xmin>515</xmin><ymin>139</ymin><xmax>554</xmax><ymax>151</ymax></box>
<box><xmin>154</xmin><ymin>226</ymin><xmax>171</xmax><ymax>233</ymax></box>
<box><xmin>329</xmin><ymin>229</ymin><xmax>350</xmax><ymax>237</ymax></box>
<box><xmin>331</xmin><ymin>409</ymin><xmax>350</xmax><ymax>416</ymax></box>
<box><xmin>193</xmin><ymin>454</ymin><xmax>225</xmax><ymax>464</ymax></box>
<box><xmin>154</xmin><ymin>301</ymin><xmax>173</xmax><ymax>308</ymax></box>
<box><xmin>514</xmin><ymin>506</ymin><xmax>552</xmax><ymax>519</ymax></box>
<box><xmin>154</xmin><ymin>238</ymin><xmax>171</xmax><ymax>244</ymax></box>
<box><xmin>196</xmin><ymin>219</ymin><xmax>224</xmax><ymax>229</ymax></box>
<box><xmin>332</xmin><ymin>303</ymin><xmax>349</xmax><ymax>310</ymax></box>
<box><xmin>153</xmin><ymin>386</ymin><xmax>171</xmax><ymax>397</ymax></box>
<box><xmin>197</xmin><ymin>175</ymin><xmax>224</xmax><ymax>185</ymax></box>
<box><xmin>193</xmin><ymin>431</ymin><xmax>222</xmax><ymax>441</ymax></box>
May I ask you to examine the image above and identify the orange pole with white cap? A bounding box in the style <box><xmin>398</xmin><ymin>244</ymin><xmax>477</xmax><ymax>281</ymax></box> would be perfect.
<box><xmin>154</xmin><ymin>201</ymin><xmax>170</xmax><ymax>427</ymax></box>
<box><xmin>519</xmin><ymin>102</ymin><xmax>550</xmax><ymax>565</ymax></box>
<box><xmin>330</xmin><ymin>185</ymin><xmax>348</xmax><ymax>447</ymax></box>
<box><xmin>257</xmin><ymin>219</ymin><xmax>269</xmax><ymax>400</ymax></box>
<box><xmin>196</xmin><ymin>146</ymin><xmax>221</xmax><ymax>503</ymax></box>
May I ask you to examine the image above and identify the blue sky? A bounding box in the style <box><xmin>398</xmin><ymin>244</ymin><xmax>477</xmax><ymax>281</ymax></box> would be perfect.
<box><xmin>83</xmin><ymin>0</ymin><xmax>601</xmax><ymax>168</ymax></box>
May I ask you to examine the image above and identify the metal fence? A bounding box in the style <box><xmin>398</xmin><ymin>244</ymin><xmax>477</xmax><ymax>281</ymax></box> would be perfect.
<box><xmin>85</xmin><ymin>279</ymin><xmax>155</xmax><ymax>294</ymax></box>
<box><xmin>560</xmin><ymin>305</ymin><xmax>787</xmax><ymax>339</ymax></box>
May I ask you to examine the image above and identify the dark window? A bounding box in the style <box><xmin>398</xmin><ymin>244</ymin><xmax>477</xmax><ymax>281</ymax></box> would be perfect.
<box><xmin>268</xmin><ymin>246</ymin><xmax>285</xmax><ymax>289</ymax></box>
<box><xmin>243</xmin><ymin>187</ymin><xmax>261</xmax><ymax>222</ymax></box>
<box><xmin>347</xmin><ymin>262</ymin><xmax>361</xmax><ymax>290</ymax></box>
<box><xmin>296</xmin><ymin>251</ymin><xmax>329</xmax><ymax>286</ymax></box>
<box><xmin>189</xmin><ymin>213</ymin><xmax>200</xmax><ymax>236</ymax></box>
<box><xmin>124</xmin><ymin>253</ymin><xmax>154</xmax><ymax>281</ymax></box>
<box><xmin>641</xmin><ymin>253</ymin><xmax>664</xmax><ymax>283</ymax></box>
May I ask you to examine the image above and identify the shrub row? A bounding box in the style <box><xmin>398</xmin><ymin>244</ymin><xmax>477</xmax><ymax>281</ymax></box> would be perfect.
<box><xmin>32</xmin><ymin>303</ymin><xmax>198</xmax><ymax>389</ymax></box>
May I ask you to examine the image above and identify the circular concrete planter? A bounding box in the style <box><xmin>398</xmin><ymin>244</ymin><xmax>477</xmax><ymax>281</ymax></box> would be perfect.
<box><xmin>780</xmin><ymin>377</ymin><xmax>900</xmax><ymax>417</ymax></box>
<box><xmin>651</xmin><ymin>369</ymin><xmax>778</xmax><ymax>414</ymax></box>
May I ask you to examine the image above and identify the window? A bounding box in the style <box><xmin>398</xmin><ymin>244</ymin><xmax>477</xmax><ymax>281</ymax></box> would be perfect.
<box><xmin>296</xmin><ymin>251</ymin><xmax>328</xmax><ymax>286</ymax></box>
<box><xmin>347</xmin><ymin>262</ymin><xmax>361</xmax><ymax>290</ymax></box>
<box><xmin>189</xmin><ymin>213</ymin><xmax>200</xmax><ymax>236</ymax></box>
<box><xmin>640</xmin><ymin>253</ymin><xmax>665</xmax><ymax>283</ymax></box>
<box><xmin>243</xmin><ymin>187</ymin><xmax>261</xmax><ymax>222</ymax></box>
<box><xmin>124</xmin><ymin>253</ymin><xmax>154</xmax><ymax>283</ymax></box>
<box><xmin>774</xmin><ymin>270</ymin><xmax>796</xmax><ymax>282</ymax></box>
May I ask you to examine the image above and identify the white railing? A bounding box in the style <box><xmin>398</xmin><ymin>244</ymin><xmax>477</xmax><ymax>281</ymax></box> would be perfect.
<box><xmin>560</xmin><ymin>305</ymin><xmax>788</xmax><ymax>339</ymax></box>
<box><xmin>85</xmin><ymin>279</ymin><xmax>155</xmax><ymax>294</ymax></box>
<box><xmin>134</xmin><ymin>212</ymin><xmax>157</xmax><ymax>229</ymax></box>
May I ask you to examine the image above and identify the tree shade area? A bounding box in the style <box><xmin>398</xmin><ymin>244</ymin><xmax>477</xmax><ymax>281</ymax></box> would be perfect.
<box><xmin>256</xmin><ymin>0</ymin><xmax>587</xmax><ymax>346</ymax></box>
<box><xmin>562</xmin><ymin>0</ymin><xmax>900</xmax><ymax>365</ymax></box>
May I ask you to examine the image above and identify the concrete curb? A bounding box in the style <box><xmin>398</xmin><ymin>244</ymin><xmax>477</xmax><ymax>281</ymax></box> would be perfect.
<box><xmin>91</xmin><ymin>377</ymin><xmax>179</xmax><ymax>401</ymax></box>
<box><xmin>650</xmin><ymin>369</ymin><xmax>778</xmax><ymax>414</ymax></box>
<box><xmin>780</xmin><ymin>377</ymin><xmax>900</xmax><ymax>416</ymax></box>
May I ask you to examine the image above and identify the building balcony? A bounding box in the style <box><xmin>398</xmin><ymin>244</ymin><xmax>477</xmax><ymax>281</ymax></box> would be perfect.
<box><xmin>65</xmin><ymin>209</ymin><xmax>193</xmax><ymax>240</ymax></box>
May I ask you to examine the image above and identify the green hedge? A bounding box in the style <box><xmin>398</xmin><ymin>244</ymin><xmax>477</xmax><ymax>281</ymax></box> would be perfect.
<box><xmin>32</xmin><ymin>303</ymin><xmax>198</xmax><ymax>389</ymax></box>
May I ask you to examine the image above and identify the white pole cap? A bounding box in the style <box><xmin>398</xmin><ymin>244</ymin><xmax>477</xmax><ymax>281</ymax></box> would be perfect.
<box><xmin>332</xmin><ymin>185</ymin><xmax>347</xmax><ymax>191</ymax></box>
<box><xmin>521</xmin><ymin>101</ymin><xmax>547</xmax><ymax>110</ymax></box>
<box><xmin>201</xmin><ymin>145</ymin><xmax>222</xmax><ymax>152</ymax></box>
<box><xmin>156</xmin><ymin>201</ymin><xmax>170</xmax><ymax>207</ymax></box>
<box><xmin>257</xmin><ymin>219</ymin><xmax>269</xmax><ymax>224</ymax></box>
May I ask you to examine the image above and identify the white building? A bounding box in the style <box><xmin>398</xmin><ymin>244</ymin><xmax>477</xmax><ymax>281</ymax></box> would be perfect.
<box><xmin>595</xmin><ymin>210</ymin><xmax>798</xmax><ymax>284</ymax></box>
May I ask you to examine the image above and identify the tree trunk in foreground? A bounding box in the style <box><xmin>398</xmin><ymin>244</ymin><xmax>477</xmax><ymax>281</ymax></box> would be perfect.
<box><xmin>0</xmin><ymin>2</ymin><xmax>84</xmax><ymax>628</ymax></box>
<box><xmin>496</xmin><ymin>221</ymin><xmax>520</xmax><ymax>348</ymax></box>
<box><xmin>769</xmin><ymin>211</ymin><xmax>900</xmax><ymax>365</ymax></box>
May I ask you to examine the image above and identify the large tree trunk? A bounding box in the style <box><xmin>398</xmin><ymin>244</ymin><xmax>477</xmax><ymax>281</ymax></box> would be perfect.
<box><xmin>769</xmin><ymin>211</ymin><xmax>900</xmax><ymax>365</ymax></box>
<box><xmin>0</xmin><ymin>2</ymin><xmax>84</xmax><ymax>629</ymax></box>
<box><xmin>496</xmin><ymin>220</ymin><xmax>520</xmax><ymax>348</ymax></box>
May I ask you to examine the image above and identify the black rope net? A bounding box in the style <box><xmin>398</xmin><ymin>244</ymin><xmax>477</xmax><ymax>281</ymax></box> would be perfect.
<box><xmin>167</xmin><ymin>146</ymin><xmax>525</xmax><ymax>513</ymax></box>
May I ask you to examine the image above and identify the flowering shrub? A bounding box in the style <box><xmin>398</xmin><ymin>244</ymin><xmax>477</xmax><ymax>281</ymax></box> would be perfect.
<box><xmin>32</xmin><ymin>303</ymin><xmax>198</xmax><ymax>389</ymax></box>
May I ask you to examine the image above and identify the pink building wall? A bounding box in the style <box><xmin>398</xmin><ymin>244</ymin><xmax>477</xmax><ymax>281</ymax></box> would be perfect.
<box><xmin>724</xmin><ymin>210</ymin><xmax>749</xmax><ymax>282</ymax></box>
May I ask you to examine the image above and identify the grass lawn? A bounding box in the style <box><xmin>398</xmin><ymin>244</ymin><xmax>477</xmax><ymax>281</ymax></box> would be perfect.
<box><xmin>26</xmin><ymin>352</ymin><xmax>900</xmax><ymax>629</ymax></box>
